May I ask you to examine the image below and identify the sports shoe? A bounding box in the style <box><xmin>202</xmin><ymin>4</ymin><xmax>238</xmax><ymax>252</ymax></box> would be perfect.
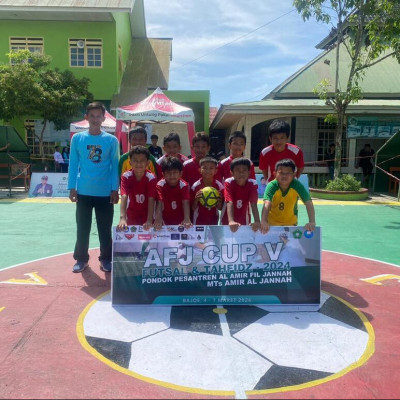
<box><xmin>100</xmin><ymin>260</ymin><xmax>112</xmax><ymax>272</ymax></box>
<box><xmin>72</xmin><ymin>261</ymin><xmax>88</xmax><ymax>273</ymax></box>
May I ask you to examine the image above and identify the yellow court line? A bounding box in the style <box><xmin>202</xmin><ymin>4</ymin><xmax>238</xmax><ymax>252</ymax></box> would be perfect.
<box><xmin>1</xmin><ymin>197</ymin><xmax>398</xmax><ymax>206</ymax></box>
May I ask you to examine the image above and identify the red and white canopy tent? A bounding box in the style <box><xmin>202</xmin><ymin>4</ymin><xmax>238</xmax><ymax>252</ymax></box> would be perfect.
<box><xmin>115</xmin><ymin>87</ymin><xmax>195</xmax><ymax>155</ymax></box>
<box><xmin>69</xmin><ymin>110</ymin><xmax>128</xmax><ymax>138</ymax></box>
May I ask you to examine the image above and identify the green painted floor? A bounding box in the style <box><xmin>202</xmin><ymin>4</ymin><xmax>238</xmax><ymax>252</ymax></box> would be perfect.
<box><xmin>0</xmin><ymin>200</ymin><xmax>399</xmax><ymax>270</ymax></box>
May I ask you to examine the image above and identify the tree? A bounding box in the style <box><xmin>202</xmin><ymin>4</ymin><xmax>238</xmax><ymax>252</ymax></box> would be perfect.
<box><xmin>293</xmin><ymin>0</ymin><xmax>400</xmax><ymax>178</ymax></box>
<box><xmin>0</xmin><ymin>50</ymin><xmax>93</xmax><ymax>159</ymax></box>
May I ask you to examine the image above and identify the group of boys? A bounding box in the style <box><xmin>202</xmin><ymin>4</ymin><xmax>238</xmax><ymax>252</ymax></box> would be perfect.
<box><xmin>68</xmin><ymin>101</ymin><xmax>315</xmax><ymax>274</ymax></box>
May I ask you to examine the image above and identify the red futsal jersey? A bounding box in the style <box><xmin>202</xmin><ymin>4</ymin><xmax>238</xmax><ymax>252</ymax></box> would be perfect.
<box><xmin>220</xmin><ymin>177</ymin><xmax>258</xmax><ymax>225</ymax></box>
<box><xmin>156</xmin><ymin>178</ymin><xmax>190</xmax><ymax>225</ymax></box>
<box><xmin>182</xmin><ymin>157</ymin><xmax>201</xmax><ymax>188</ymax></box>
<box><xmin>120</xmin><ymin>169</ymin><xmax>157</xmax><ymax>225</ymax></box>
<box><xmin>259</xmin><ymin>144</ymin><xmax>304</xmax><ymax>183</ymax></box>
<box><xmin>191</xmin><ymin>178</ymin><xmax>224</xmax><ymax>225</ymax></box>
<box><xmin>216</xmin><ymin>155</ymin><xmax>256</xmax><ymax>183</ymax></box>
<box><xmin>156</xmin><ymin>153</ymin><xmax>189</xmax><ymax>178</ymax></box>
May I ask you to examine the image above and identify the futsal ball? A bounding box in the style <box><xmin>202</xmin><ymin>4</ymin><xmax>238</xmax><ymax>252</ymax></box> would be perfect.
<box><xmin>199</xmin><ymin>186</ymin><xmax>220</xmax><ymax>208</ymax></box>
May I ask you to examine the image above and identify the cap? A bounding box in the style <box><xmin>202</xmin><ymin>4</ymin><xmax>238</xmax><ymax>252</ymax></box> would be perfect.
<box><xmin>41</xmin><ymin>175</ymin><xmax>48</xmax><ymax>180</ymax></box>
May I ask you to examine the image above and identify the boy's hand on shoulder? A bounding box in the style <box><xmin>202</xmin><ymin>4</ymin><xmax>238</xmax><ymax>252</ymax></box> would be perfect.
<box><xmin>260</xmin><ymin>221</ymin><xmax>270</xmax><ymax>234</ymax></box>
<box><xmin>229</xmin><ymin>221</ymin><xmax>240</xmax><ymax>233</ymax></box>
<box><xmin>305</xmin><ymin>222</ymin><xmax>315</xmax><ymax>232</ymax></box>
<box><xmin>251</xmin><ymin>221</ymin><xmax>260</xmax><ymax>232</ymax></box>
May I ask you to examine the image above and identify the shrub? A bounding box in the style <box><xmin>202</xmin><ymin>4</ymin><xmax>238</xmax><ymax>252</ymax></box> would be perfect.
<box><xmin>325</xmin><ymin>174</ymin><xmax>362</xmax><ymax>191</ymax></box>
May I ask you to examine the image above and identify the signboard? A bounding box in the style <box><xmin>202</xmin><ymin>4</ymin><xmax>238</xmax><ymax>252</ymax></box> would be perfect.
<box><xmin>29</xmin><ymin>172</ymin><xmax>69</xmax><ymax>197</ymax></box>
<box><xmin>347</xmin><ymin>116</ymin><xmax>400</xmax><ymax>138</ymax></box>
<box><xmin>112</xmin><ymin>225</ymin><xmax>321</xmax><ymax>307</ymax></box>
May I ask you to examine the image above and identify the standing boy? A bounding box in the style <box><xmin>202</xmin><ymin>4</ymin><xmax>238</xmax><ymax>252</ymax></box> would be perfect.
<box><xmin>260</xmin><ymin>159</ymin><xmax>315</xmax><ymax>234</ymax></box>
<box><xmin>216</xmin><ymin>131</ymin><xmax>256</xmax><ymax>183</ymax></box>
<box><xmin>259</xmin><ymin>119</ymin><xmax>304</xmax><ymax>183</ymax></box>
<box><xmin>68</xmin><ymin>101</ymin><xmax>119</xmax><ymax>273</ymax></box>
<box><xmin>148</xmin><ymin>134</ymin><xmax>163</xmax><ymax>159</ymax></box>
<box><xmin>221</xmin><ymin>157</ymin><xmax>260</xmax><ymax>233</ymax></box>
<box><xmin>154</xmin><ymin>157</ymin><xmax>192</xmax><ymax>229</ymax></box>
<box><xmin>182</xmin><ymin>131</ymin><xmax>211</xmax><ymax>187</ymax></box>
<box><xmin>118</xmin><ymin>146</ymin><xmax>157</xmax><ymax>231</ymax></box>
<box><xmin>119</xmin><ymin>127</ymin><xmax>158</xmax><ymax>178</ymax></box>
<box><xmin>356</xmin><ymin>143</ymin><xmax>375</xmax><ymax>187</ymax></box>
<box><xmin>191</xmin><ymin>157</ymin><xmax>224</xmax><ymax>225</ymax></box>
<box><xmin>156</xmin><ymin>132</ymin><xmax>189</xmax><ymax>177</ymax></box>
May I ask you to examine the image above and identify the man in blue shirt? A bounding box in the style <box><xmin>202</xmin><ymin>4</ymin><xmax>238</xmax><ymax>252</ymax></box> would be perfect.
<box><xmin>68</xmin><ymin>102</ymin><xmax>119</xmax><ymax>273</ymax></box>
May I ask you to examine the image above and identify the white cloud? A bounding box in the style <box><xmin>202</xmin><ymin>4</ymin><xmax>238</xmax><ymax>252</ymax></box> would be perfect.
<box><xmin>144</xmin><ymin>0</ymin><xmax>331</xmax><ymax>106</ymax></box>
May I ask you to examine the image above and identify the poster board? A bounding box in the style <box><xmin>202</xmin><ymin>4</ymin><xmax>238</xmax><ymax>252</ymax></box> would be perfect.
<box><xmin>29</xmin><ymin>172</ymin><xmax>69</xmax><ymax>197</ymax></box>
<box><xmin>112</xmin><ymin>225</ymin><xmax>321</xmax><ymax>309</ymax></box>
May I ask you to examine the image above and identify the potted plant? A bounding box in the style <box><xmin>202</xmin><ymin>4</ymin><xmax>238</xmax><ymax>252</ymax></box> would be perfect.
<box><xmin>310</xmin><ymin>174</ymin><xmax>369</xmax><ymax>201</ymax></box>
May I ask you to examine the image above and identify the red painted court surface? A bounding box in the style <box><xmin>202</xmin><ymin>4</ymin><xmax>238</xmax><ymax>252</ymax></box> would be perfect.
<box><xmin>0</xmin><ymin>250</ymin><xmax>399</xmax><ymax>399</ymax></box>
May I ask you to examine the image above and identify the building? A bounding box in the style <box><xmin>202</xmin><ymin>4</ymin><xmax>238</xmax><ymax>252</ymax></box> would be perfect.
<box><xmin>210</xmin><ymin>34</ymin><xmax>400</xmax><ymax>188</ymax></box>
<box><xmin>0</xmin><ymin>0</ymin><xmax>172</xmax><ymax>158</ymax></box>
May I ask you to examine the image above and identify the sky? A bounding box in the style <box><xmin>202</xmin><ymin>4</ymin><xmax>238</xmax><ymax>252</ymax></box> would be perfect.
<box><xmin>144</xmin><ymin>0</ymin><xmax>332</xmax><ymax>107</ymax></box>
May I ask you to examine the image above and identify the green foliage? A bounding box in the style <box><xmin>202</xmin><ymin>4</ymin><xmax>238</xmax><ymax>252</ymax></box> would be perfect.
<box><xmin>0</xmin><ymin>50</ymin><xmax>93</xmax><ymax>128</ymax></box>
<box><xmin>293</xmin><ymin>0</ymin><xmax>400</xmax><ymax>178</ymax></box>
<box><xmin>325</xmin><ymin>174</ymin><xmax>362</xmax><ymax>191</ymax></box>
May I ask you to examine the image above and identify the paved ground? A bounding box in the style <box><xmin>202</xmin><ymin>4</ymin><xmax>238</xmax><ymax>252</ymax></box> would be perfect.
<box><xmin>0</xmin><ymin>187</ymin><xmax>399</xmax><ymax>399</ymax></box>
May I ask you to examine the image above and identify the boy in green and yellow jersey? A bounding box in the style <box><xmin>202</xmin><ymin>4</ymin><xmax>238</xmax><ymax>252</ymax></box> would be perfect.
<box><xmin>260</xmin><ymin>159</ymin><xmax>315</xmax><ymax>233</ymax></box>
<box><xmin>118</xmin><ymin>127</ymin><xmax>158</xmax><ymax>178</ymax></box>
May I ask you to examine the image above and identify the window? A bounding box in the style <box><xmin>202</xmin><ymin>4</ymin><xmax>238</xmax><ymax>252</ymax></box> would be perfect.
<box><xmin>9</xmin><ymin>37</ymin><xmax>44</xmax><ymax>63</ymax></box>
<box><xmin>25</xmin><ymin>120</ymin><xmax>55</xmax><ymax>157</ymax></box>
<box><xmin>317</xmin><ymin>118</ymin><xmax>348</xmax><ymax>166</ymax></box>
<box><xmin>69</xmin><ymin>38</ymin><xmax>103</xmax><ymax>68</ymax></box>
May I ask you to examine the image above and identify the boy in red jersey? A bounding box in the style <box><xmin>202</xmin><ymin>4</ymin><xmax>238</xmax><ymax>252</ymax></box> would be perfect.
<box><xmin>182</xmin><ymin>132</ymin><xmax>211</xmax><ymax>187</ymax></box>
<box><xmin>221</xmin><ymin>157</ymin><xmax>260</xmax><ymax>233</ymax></box>
<box><xmin>154</xmin><ymin>157</ymin><xmax>192</xmax><ymax>229</ymax></box>
<box><xmin>216</xmin><ymin>131</ymin><xmax>256</xmax><ymax>183</ymax></box>
<box><xmin>259</xmin><ymin>119</ymin><xmax>304</xmax><ymax>183</ymax></box>
<box><xmin>118</xmin><ymin>146</ymin><xmax>157</xmax><ymax>231</ymax></box>
<box><xmin>156</xmin><ymin>132</ymin><xmax>189</xmax><ymax>177</ymax></box>
<box><xmin>191</xmin><ymin>157</ymin><xmax>224</xmax><ymax>225</ymax></box>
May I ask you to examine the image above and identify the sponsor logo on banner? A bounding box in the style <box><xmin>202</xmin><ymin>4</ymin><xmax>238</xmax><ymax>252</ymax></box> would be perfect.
<box><xmin>124</xmin><ymin>234</ymin><xmax>134</xmax><ymax>240</ymax></box>
<box><xmin>304</xmin><ymin>230</ymin><xmax>314</xmax><ymax>239</ymax></box>
<box><xmin>171</xmin><ymin>234</ymin><xmax>180</xmax><ymax>240</ymax></box>
<box><xmin>115</xmin><ymin>234</ymin><xmax>123</xmax><ymax>240</ymax></box>
<box><xmin>138</xmin><ymin>234</ymin><xmax>152</xmax><ymax>241</ymax></box>
<box><xmin>196</xmin><ymin>226</ymin><xmax>205</xmax><ymax>231</ymax></box>
<box><xmin>130</xmin><ymin>226</ymin><xmax>137</xmax><ymax>232</ymax></box>
<box><xmin>181</xmin><ymin>234</ymin><xmax>188</xmax><ymax>240</ymax></box>
<box><xmin>293</xmin><ymin>229</ymin><xmax>303</xmax><ymax>239</ymax></box>
<box><xmin>178</xmin><ymin>226</ymin><xmax>185</xmax><ymax>232</ymax></box>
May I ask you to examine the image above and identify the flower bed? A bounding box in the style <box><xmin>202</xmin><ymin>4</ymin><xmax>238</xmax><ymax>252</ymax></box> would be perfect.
<box><xmin>309</xmin><ymin>187</ymin><xmax>369</xmax><ymax>201</ymax></box>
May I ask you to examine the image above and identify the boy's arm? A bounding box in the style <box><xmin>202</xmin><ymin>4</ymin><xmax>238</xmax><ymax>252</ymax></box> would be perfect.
<box><xmin>227</xmin><ymin>202</ymin><xmax>240</xmax><ymax>232</ymax></box>
<box><xmin>304</xmin><ymin>200</ymin><xmax>316</xmax><ymax>231</ymax></box>
<box><xmin>153</xmin><ymin>201</ymin><xmax>163</xmax><ymax>230</ymax></box>
<box><xmin>260</xmin><ymin>200</ymin><xmax>272</xmax><ymax>234</ymax></box>
<box><xmin>250</xmin><ymin>202</ymin><xmax>260</xmax><ymax>232</ymax></box>
<box><xmin>144</xmin><ymin>197</ymin><xmax>155</xmax><ymax>230</ymax></box>
<box><xmin>296</xmin><ymin>167</ymin><xmax>304</xmax><ymax>178</ymax></box>
<box><xmin>181</xmin><ymin>199</ymin><xmax>192</xmax><ymax>228</ymax></box>
<box><xmin>117</xmin><ymin>195</ymin><xmax>128</xmax><ymax>231</ymax></box>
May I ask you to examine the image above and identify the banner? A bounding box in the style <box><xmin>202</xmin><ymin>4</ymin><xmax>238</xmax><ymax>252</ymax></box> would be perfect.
<box><xmin>29</xmin><ymin>172</ymin><xmax>69</xmax><ymax>197</ymax></box>
<box><xmin>112</xmin><ymin>225</ymin><xmax>321</xmax><ymax>307</ymax></box>
<box><xmin>347</xmin><ymin>116</ymin><xmax>400</xmax><ymax>138</ymax></box>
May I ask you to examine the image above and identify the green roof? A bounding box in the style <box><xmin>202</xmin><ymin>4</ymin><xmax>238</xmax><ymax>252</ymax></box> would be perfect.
<box><xmin>266</xmin><ymin>45</ymin><xmax>400</xmax><ymax>99</ymax></box>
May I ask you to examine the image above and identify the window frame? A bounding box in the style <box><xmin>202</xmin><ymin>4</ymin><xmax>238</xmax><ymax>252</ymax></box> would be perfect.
<box><xmin>69</xmin><ymin>38</ymin><xmax>103</xmax><ymax>69</ymax></box>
